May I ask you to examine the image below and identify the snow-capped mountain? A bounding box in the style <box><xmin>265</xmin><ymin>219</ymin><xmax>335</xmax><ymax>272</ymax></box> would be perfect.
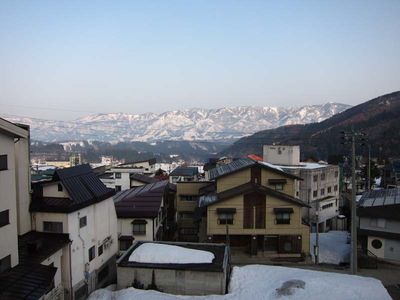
<box><xmin>2</xmin><ymin>103</ymin><xmax>351</xmax><ymax>142</ymax></box>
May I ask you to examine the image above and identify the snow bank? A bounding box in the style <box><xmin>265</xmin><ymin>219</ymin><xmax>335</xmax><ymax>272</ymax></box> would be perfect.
<box><xmin>310</xmin><ymin>231</ymin><xmax>350</xmax><ymax>264</ymax></box>
<box><xmin>89</xmin><ymin>265</ymin><xmax>390</xmax><ymax>300</ymax></box>
<box><xmin>128</xmin><ymin>243</ymin><xmax>215</xmax><ymax>264</ymax></box>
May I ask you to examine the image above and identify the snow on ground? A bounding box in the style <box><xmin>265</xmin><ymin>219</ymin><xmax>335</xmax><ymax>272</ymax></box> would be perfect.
<box><xmin>310</xmin><ymin>231</ymin><xmax>350</xmax><ymax>264</ymax></box>
<box><xmin>88</xmin><ymin>265</ymin><xmax>390</xmax><ymax>300</ymax></box>
<box><xmin>128</xmin><ymin>243</ymin><xmax>215</xmax><ymax>264</ymax></box>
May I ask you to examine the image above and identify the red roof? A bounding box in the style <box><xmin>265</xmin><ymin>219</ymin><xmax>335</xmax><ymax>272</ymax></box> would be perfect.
<box><xmin>247</xmin><ymin>154</ymin><xmax>263</xmax><ymax>161</ymax></box>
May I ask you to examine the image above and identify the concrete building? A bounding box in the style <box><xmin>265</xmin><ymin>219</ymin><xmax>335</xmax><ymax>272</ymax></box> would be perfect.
<box><xmin>358</xmin><ymin>188</ymin><xmax>400</xmax><ymax>263</ymax></box>
<box><xmin>0</xmin><ymin>118</ymin><xmax>64</xmax><ymax>300</ymax></box>
<box><xmin>99</xmin><ymin>159</ymin><xmax>157</xmax><ymax>192</ymax></box>
<box><xmin>201</xmin><ymin>158</ymin><xmax>310</xmax><ymax>258</ymax></box>
<box><xmin>113</xmin><ymin>181</ymin><xmax>176</xmax><ymax>251</ymax></box>
<box><xmin>31</xmin><ymin>164</ymin><xmax>118</xmax><ymax>299</ymax></box>
<box><xmin>263</xmin><ymin>145</ymin><xmax>341</xmax><ymax>232</ymax></box>
<box><xmin>116</xmin><ymin>241</ymin><xmax>230</xmax><ymax>296</ymax></box>
<box><xmin>169</xmin><ymin>167</ymin><xmax>199</xmax><ymax>183</ymax></box>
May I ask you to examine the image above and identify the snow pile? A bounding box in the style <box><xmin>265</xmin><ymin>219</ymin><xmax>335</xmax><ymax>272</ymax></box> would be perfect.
<box><xmin>88</xmin><ymin>265</ymin><xmax>390</xmax><ymax>300</ymax></box>
<box><xmin>310</xmin><ymin>231</ymin><xmax>350</xmax><ymax>264</ymax></box>
<box><xmin>128</xmin><ymin>243</ymin><xmax>215</xmax><ymax>264</ymax></box>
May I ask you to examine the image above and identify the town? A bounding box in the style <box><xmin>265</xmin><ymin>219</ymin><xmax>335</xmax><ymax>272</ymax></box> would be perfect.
<box><xmin>0</xmin><ymin>112</ymin><xmax>398</xmax><ymax>299</ymax></box>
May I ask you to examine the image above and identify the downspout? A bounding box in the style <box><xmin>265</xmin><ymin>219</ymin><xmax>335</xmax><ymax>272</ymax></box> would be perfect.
<box><xmin>68</xmin><ymin>242</ymin><xmax>73</xmax><ymax>300</ymax></box>
<box><xmin>153</xmin><ymin>217</ymin><xmax>155</xmax><ymax>240</ymax></box>
<box><xmin>77</xmin><ymin>212</ymin><xmax>87</xmax><ymax>283</ymax></box>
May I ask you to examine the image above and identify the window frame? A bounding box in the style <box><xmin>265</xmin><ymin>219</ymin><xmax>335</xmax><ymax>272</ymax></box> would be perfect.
<box><xmin>57</xmin><ymin>183</ymin><xmax>63</xmax><ymax>192</ymax></box>
<box><xmin>43</xmin><ymin>221</ymin><xmax>63</xmax><ymax>233</ymax></box>
<box><xmin>88</xmin><ymin>246</ymin><xmax>96</xmax><ymax>261</ymax></box>
<box><xmin>275</xmin><ymin>212</ymin><xmax>291</xmax><ymax>224</ymax></box>
<box><xmin>79</xmin><ymin>216</ymin><xmax>87</xmax><ymax>228</ymax></box>
<box><xmin>132</xmin><ymin>223</ymin><xmax>146</xmax><ymax>235</ymax></box>
<box><xmin>115</xmin><ymin>172</ymin><xmax>121</xmax><ymax>179</ymax></box>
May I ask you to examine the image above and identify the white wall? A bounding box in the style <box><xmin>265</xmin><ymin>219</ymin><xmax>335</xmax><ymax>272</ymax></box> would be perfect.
<box><xmin>118</xmin><ymin>218</ymin><xmax>155</xmax><ymax>242</ymax></box>
<box><xmin>263</xmin><ymin>145</ymin><xmax>300</xmax><ymax>165</ymax></box>
<box><xmin>33</xmin><ymin>212</ymin><xmax>69</xmax><ymax>232</ymax></box>
<box><xmin>42</xmin><ymin>183</ymin><xmax>69</xmax><ymax>198</ymax></box>
<box><xmin>0</xmin><ymin>133</ymin><xmax>19</xmax><ymax>269</ymax></box>
<box><xmin>40</xmin><ymin>248</ymin><xmax>63</xmax><ymax>289</ymax></box>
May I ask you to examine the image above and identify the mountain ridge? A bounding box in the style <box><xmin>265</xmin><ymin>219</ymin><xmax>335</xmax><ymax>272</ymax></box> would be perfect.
<box><xmin>2</xmin><ymin>102</ymin><xmax>350</xmax><ymax>142</ymax></box>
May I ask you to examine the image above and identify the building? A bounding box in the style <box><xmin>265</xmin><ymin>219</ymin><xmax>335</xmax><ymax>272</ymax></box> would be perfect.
<box><xmin>99</xmin><ymin>158</ymin><xmax>157</xmax><ymax>191</ymax></box>
<box><xmin>69</xmin><ymin>153</ymin><xmax>82</xmax><ymax>167</ymax></box>
<box><xmin>0</xmin><ymin>118</ymin><xmax>63</xmax><ymax>299</ymax></box>
<box><xmin>382</xmin><ymin>160</ymin><xmax>400</xmax><ymax>188</ymax></box>
<box><xmin>130</xmin><ymin>173</ymin><xmax>159</xmax><ymax>188</ymax></box>
<box><xmin>200</xmin><ymin>158</ymin><xmax>310</xmax><ymax>257</ymax></box>
<box><xmin>30</xmin><ymin>164</ymin><xmax>118</xmax><ymax>299</ymax></box>
<box><xmin>263</xmin><ymin>145</ymin><xmax>341</xmax><ymax>232</ymax></box>
<box><xmin>169</xmin><ymin>166</ymin><xmax>199</xmax><ymax>183</ymax></box>
<box><xmin>358</xmin><ymin>188</ymin><xmax>400</xmax><ymax>263</ymax></box>
<box><xmin>116</xmin><ymin>241</ymin><xmax>230</xmax><ymax>295</ymax></box>
<box><xmin>113</xmin><ymin>181</ymin><xmax>176</xmax><ymax>252</ymax></box>
<box><xmin>175</xmin><ymin>181</ymin><xmax>213</xmax><ymax>242</ymax></box>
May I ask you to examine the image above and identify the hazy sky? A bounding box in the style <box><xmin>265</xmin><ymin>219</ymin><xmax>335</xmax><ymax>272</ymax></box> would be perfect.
<box><xmin>1</xmin><ymin>0</ymin><xmax>399</xmax><ymax>120</ymax></box>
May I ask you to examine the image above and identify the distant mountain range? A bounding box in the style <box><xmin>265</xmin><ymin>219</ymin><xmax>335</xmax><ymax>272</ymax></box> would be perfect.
<box><xmin>220</xmin><ymin>91</ymin><xmax>400</xmax><ymax>160</ymax></box>
<box><xmin>2</xmin><ymin>103</ymin><xmax>350</xmax><ymax>142</ymax></box>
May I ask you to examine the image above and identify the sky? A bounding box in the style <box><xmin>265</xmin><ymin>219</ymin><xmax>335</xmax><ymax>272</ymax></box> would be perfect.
<box><xmin>0</xmin><ymin>0</ymin><xmax>399</xmax><ymax>120</ymax></box>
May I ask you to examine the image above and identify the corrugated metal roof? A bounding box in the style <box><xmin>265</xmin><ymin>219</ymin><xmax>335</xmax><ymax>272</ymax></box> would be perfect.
<box><xmin>114</xmin><ymin>180</ymin><xmax>173</xmax><ymax>218</ymax></box>
<box><xmin>170</xmin><ymin>167</ymin><xmax>199</xmax><ymax>177</ymax></box>
<box><xmin>359</xmin><ymin>188</ymin><xmax>400</xmax><ymax>207</ymax></box>
<box><xmin>208</xmin><ymin>158</ymin><xmax>254</xmax><ymax>180</ymax></box>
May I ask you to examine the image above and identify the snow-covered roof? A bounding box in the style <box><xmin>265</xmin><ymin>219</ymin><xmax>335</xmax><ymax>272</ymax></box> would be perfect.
<box><xmin>128</xmin><ymin>243</ymin><xmax>215</xmax><ymax>264</ymax></box>
<box><xmin>277</xmin><ymin>162</ymin><xmax>331</xmax><ymax>170</ymax></box>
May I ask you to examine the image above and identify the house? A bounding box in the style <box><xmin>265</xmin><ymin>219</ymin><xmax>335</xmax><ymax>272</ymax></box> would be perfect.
<box><xmin>30</xmin><ymin>164</ymin><xmax>118</xmax><ymax>299</ymax></box>
<box><xmin>263</xmin><ymin>145</ymin><xmax>341</xmax><ymax>232</ymax></box>
<box><xmin>200</xmin><ymin>158</ymin><xmax>310</xmax><ymax>257</ymax></box>
<box><xmin>0</xmin><ymin>118</ymin><xmax>62</xmax><ymax>299</ymax></box>
<box><xmin>99</xmin><ymin>158</ymin><xmax>157</xmax><ymax>191</ymax></box>
<box><xmin>169</xmin><ymin>166</ymin><xmax>199</xmax><ymax>183</ymax></box>
<box><xmin>358</xmin><ymin>188</ymin><xmax>400</xmax><ymax>263</ymax></box>
<box><xmin>113</xmin><ymin>181</ymin><xmax>176</xmax><ymax>252</ymax></box>
<box><xmin>382</xmin><ymin>160</ymin><xmax>400</xmax><ymax>188</ymax></box>
<box><xmin>116</xmin><ymin>241</ymin><xmax>229</xmax><ymax>295</ymax></box>
<box><xmin>175</xmin><ymin>181</ymin><xmax>213</xmax><ymax>242</ymax></box>
<box><xmin>130</xmin><ymin>173</ymin><xmax>159</xmax><ymax>188</ymax></box>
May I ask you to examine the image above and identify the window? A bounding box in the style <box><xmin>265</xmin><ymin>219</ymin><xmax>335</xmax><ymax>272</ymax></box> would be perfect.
<box><xmin>0</xmin><ymin>155</ymin><xmax>7</xmax><ymax>171</ymax></box>
<box><xmin>370</xmin><ymin>218</ymin><xmax>386</xmax><ymax>229</ymax></box>
<box><xmin>0</xmin><ymin>255</ymin><xmax>11</xmax><ymax>274</ymax></box>
<box><xmin>216</xmin><ymin>208</ymin><xmax>235</xmax><ymax>225</ymax></box>
<box><xmin>79</xmin><ymin>216</ymin><xmax>87</xmax><ymax>228</ymax></box>
<box><xmin>276</xmin><ymin>213</ymin><xmax>291</xmax><ymax>224</ymax></box>
<box><xmin>320</xmin><ymin>188</ymin><xmax>325</xmax><ymax>196</ymax></box>
<box><xmin>327</xmin><ymin>186</ymin><xmax>332</xmax><ymax>193</ymax></box>
<box><xmin>43</xmin><ymin>221</ymin><xmax>63</xmax><ymax>233</ymax></box>
<box><xmin>98</xmin><ymin>245</ymin><xmax>103</xmax><ymax>256</ymax></box>
<box><xmin>88</xmin><ymin>246</ymin><xmax>95</xmax><ymax>261</ymax></box>
<box><xmin>179</xmin><ymin>212</ymin><xmax>194</xmax><ymax>219</ymax></box>
<box><xmin>313</xmin><ymin>190</ymin><xmax>318</xmax><ymax>197</ymax></box>
<box><xmin>0</xmin><ymin>210</ymin><xmax>10</xmax><ymax>227</ymax></box>
<box><xmin>115</xmin><ymin>185</ymin><xmax>122</xmax><ymax>192</ymax></box>
<box><xmin>334</xmin><ymin>185</ymin><xmax>338</xmax><ymax>191</ymax></box>
<box><xmin>313</xmin><ymin>175</ymin><xmax>318</xmax><ymax>182</ymax></box>
<box><xmin>274</xmin><ymin>208</ymin><xmax>293</xmax><ymax>224</ymax></box>
<box><xmin>115</xmin><ymin>172</ymin><xmax>121</xmax><ymax>179</ymax></box>
<box><xmin>322</xmin><ymin>203</ymin><xmax>333</xmax><ymax>210</ymax></box>
<box><xmin>119</xmin><ymin>238</ymin><xmax>133</xmax><ymax>251</ymax></box>
<box><xmin>180</xmin><ymin>195</ymin><xmax>198</xmax><ymax>201</ymax></box>
<box><xmin>321</xmin><ymin>173</ymin><xmax>326</xmax><ymax>181</ymax></box>
<box><xmin>57</xmin><ymin>183</ymin><xmax>63</xmax><ymax>192</ymax></box>
<box><xmin>274</xmin><ymin>184</ymin><xmax>284</xmax><ymax>191</ymax></box>
<box><xmin>335</xmin><ymin>171</ymin><xmax>339</xmax><ymax>177</ymax></box>
<box><xmin>132</xmin><ymin>220</ymin><xmax>147</xmax><ymax>234</ymax></box>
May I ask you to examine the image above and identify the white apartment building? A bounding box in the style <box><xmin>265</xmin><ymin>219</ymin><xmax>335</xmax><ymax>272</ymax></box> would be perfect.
<box><xmin>31</xmin><ymin>164</ymin><xmax>118</xmax><ymax>299</ymax></box>
<box><xmin>263</xmin><ymin>145</ymin><xmax>341</xmax><ymax>232</ymax></box>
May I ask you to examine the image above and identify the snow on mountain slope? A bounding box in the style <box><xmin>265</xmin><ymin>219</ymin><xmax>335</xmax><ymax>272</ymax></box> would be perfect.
<box><xmin>1</xmin><ymin>103</ymin><xmax>350</xmax><ymax>142</ymax></box>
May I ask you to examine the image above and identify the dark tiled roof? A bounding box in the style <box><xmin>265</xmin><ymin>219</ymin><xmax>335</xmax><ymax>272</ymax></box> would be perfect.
<box><xmin>203</xmin><ymin>182</ymin><xmax>309</xmax><ymax>208</ymax></box>
<box><xmin>130</xmin><ymin>173</ymin><xmax>159</xmax><ymax>184</ymax></box>
<box><xmin>208</xmin><ymin>158</ymin><xmax>301</xmax><ymax>181</ymax></box>
<box><xmin>118</xmin><ymin>241</ymin><xmax>227</xmax><ymax>272</ymax></box>
<box><xmin>18</xmin><ymin>231</ymin><xmax>70</xmax><ymax>265</ymax></box>
<box><xmin>114</xmin><ymin>180</ymin><xmax>171</xmax><ymax>218</ymax></box>
<box><xmin>31</xmin><ymin>164</ymin><xmax>115</xmax><ymax>213</ymax></box>
<box><xmin>0</xmin><ymin>263</ymin><xmax>57</xmax><ymax>299</ymax></box>
<box><xmin>359</xmin><ymin>188</ymin><xmax>400</xmax><ymax>207</ymax></box>
<box><xmin>98</xmin><ymin>172</ymin><xmax>114</xmax><ymax>179</ymax></box>
<box><xmin>198</xmin><ymin>183</ymin><xmax>216</xmax><ymax>195</ymax></box>
<box><xmin>358</xmin><ymin>228</ymin><xmax>400</xmax><ymax>240</ymax></box>
<box><xmin>170</xmin><ymin>167</ymin><xmax>199</xmax><ymax>177</ymax></box>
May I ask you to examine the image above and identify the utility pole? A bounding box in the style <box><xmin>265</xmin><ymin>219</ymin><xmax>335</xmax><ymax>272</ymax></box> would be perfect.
<box><xmin>314</xmin><ymin>202</ymin><xmax>319</xmax><ymax>264</ymax></box>
<box><xmin>341</xmin><ymin>128</ymin><xmax>365</xmax><ymax>274</ymax></box>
